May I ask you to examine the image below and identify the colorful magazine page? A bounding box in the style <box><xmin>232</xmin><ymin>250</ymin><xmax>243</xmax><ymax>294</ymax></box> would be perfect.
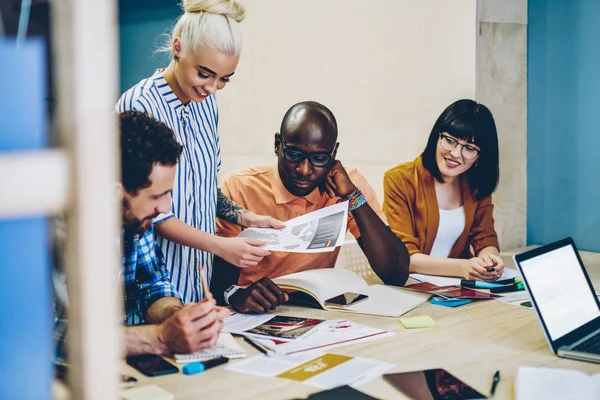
<box><xmin>403</xmin><ymin>282</ymin><xmax>501</xmax><ymax>299</ymax></box>
<box><xmin>246</xmin><ymin>316</ymin><xmax>324</xmax><ymax>340</ymax></box>
<box><xmin>222</xmin><ymin>313</ymin><xmax>325</xmax><ymax>343</ymax></box>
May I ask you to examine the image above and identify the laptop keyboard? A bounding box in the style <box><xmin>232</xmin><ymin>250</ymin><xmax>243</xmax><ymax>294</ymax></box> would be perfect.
<box><xmin>572</xmin><ymin>333</ymin><xmax>600</xmax><ymax>354</ymax></box>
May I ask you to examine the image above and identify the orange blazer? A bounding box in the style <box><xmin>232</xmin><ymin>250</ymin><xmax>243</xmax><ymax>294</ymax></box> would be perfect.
<box><xmin>383</xmin><ymin>157</ymin><xmax>499</xmax><ymax>259</ymax></box>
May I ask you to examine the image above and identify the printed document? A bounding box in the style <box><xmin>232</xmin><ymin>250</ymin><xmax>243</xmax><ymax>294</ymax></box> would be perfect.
<box><xmin>223</xmin><ymin>313</ymin><xmax>393</xmax><ymax>354</ymax></box>
<box><xmin>238</xmin><ymin>201</ymin><xmax>348</xmax><ymax>253</ymax></box>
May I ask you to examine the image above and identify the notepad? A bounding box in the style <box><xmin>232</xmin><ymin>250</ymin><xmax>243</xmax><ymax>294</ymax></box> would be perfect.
<box><xmin>398</xmin><ymin>316</ymin><xmax>436</xmax><ymax>329</ymax></box>
<box><xmin>120</xmin><ymin>385</ymin><xmax>174</xmax><ymax>400</ymax></box>
<box><xmin>173</xmin><ymin>332</ymin><xmax>246</xmax><ymax>363</ymax></box>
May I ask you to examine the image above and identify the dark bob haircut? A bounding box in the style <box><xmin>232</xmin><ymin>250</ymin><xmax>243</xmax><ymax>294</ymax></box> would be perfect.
<box><xmin>120</xmin><ymin>111</ymin><xmax>183</xmax><ymax>194</ymax></box>
<box><xmin>421</xmin><ymin>99</ymin><xmax>499</xmax><ymax>201</ymax></box>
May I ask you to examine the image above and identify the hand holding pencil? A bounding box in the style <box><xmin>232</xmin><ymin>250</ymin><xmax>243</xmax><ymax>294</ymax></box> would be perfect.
<box><xmin>200</xmin><ymin>264</ymin><xmax>230</xmax><ymax>317</ymax></box>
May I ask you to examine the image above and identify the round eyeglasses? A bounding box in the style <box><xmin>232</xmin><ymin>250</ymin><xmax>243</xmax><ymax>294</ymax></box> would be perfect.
<box><xmin>438</xmin><ymin>133</ymin><xmax>480</xmax><ymax>160</ymax></box>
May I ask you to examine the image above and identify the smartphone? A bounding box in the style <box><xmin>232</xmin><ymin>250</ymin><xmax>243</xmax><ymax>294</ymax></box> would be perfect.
<box><xmin>126</xmin><ymin>354</ymin><xmax>179</xmax><ymax>377</ymax></box>
<box><xmin>383</xmin><ymin>369</ymin><xmax>488</xmax><ymax>400</ymax></box>
<box><xmin>55</xmin><ymin>361</ymin><xmax>138</xmax><ymax>387</ymax></box>
<box><xmin>324</xmin><ymin>292</ymin><xmax>369</xmax><ymax>307</ymax></box>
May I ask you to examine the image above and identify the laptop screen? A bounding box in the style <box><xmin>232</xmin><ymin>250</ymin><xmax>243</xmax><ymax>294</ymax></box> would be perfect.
<box><xmin>520</xmin><ymin>244</ymin><xmax>600</xmax><ymax>340</ymax></box>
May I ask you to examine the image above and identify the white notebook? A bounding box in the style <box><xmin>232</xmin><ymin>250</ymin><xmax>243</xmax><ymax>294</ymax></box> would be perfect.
<box><xmin>516</xmin><ymin>366</ymin><xmax>600</xmax><ymax>400</ymax></box>
<box><xmin>173</xmin><ymin>333</ymin><xmax>246</xmax><ymax>363</ymax></box>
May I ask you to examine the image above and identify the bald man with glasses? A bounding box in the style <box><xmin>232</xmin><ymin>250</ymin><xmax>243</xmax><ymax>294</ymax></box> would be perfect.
<box><xmin>211</xmin><ymin>101</ymin><xmax>410</xmax><ymax>314</ymax></box>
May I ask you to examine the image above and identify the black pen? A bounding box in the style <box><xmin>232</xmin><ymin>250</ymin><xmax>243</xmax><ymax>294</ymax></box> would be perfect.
<box><xmin>242</xmin><ymin>335</ymin><xmax>290</xmax><ymax>360</ymax></box>
<box><xmin>243</xmin><ymin>335</ymin><xmax>269</xmax><ymax>355</ymax></box>
<box><xmin>490</xmin><ymin>370</ymin><xmax>500</xmax><ymax>396</ymax></box>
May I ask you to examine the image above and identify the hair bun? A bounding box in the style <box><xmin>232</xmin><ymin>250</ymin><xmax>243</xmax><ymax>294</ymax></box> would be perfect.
<box><xmin>183</xmin><ymin>0</ymin><xmax>246</xmax><ymax>23</ymax></box>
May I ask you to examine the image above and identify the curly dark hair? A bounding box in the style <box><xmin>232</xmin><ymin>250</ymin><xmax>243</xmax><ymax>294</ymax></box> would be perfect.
<box><xmin>120</xmin><ymin>111</ymin><xmax>183</xmax><ymax>194</ymax></box>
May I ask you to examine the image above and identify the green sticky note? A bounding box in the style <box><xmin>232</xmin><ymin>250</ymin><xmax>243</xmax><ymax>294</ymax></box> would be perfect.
<box><xmin>398</xmin><ymin>316</ymin><xmax>436</xmax><ymax>329</ymax></box>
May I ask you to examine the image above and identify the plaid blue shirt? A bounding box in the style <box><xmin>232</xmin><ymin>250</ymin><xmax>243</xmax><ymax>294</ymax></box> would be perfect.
<box><xmin>53</xmin><ymin>225</ymin><xmax>181</xmax><ymax>362</ymax></box>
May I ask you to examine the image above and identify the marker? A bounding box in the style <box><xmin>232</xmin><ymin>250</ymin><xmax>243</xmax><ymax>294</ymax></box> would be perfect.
<box><xmin>461</xmin><ymin>280</ymin><xmax>505</xmax><ymax>289</ymax></box>
<box><xmin>490</xmin><ymin>370</ymin><xmax>500</xmax><ymax>395</ymax></box>
<box><xmin>495</xmin><ymin>277</ymin><xmax>522</xmax><ymax>285</ymax></box>
<box><xmin>182</xmin><ymin>356</ymin><xmax>229</xmax><ymax>375</ymax></box>
<box><xmin>490</xmin><ymin>282</ymin><xmax>525</xmax><ymax>293</ymax></box>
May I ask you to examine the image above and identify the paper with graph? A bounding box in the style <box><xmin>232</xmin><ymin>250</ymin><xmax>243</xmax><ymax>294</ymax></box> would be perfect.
<box><xmin>238</xmin><ymin>201</ymin><xmax>348</xmax><ymax>253</ymax></box>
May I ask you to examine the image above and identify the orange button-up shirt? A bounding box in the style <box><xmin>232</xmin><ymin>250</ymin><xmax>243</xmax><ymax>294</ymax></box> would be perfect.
<box><xmin>217</xmin><ymin>165</ymin><xmax>387</xmax><ymax>286</ymax></box>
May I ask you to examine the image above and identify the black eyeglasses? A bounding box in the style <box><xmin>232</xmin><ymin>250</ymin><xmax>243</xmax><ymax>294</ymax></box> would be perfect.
<box><xmin>438</xmin><ymin>133</ymin><xmax>480</xmax><ymax>160</ymax></box>
<box><xmin>278</xmin><ymin>134</ymin><xmax>334</xmax><ymax>167</ymax></box>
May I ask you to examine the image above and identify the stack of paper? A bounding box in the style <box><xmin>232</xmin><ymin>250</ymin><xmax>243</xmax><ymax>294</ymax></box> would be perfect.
<box><xmin>223</xmin><ymin>313</ymin><xmax>393</xmax><ymax>355</ymax></box>
<box><xmin>226</xmin><ymin>350</ymin><xmax>395</xmax><ymax>389</ymax></box>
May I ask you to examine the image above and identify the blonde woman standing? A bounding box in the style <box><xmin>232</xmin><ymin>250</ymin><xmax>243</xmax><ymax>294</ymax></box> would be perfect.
<box><xmin>117</xmin><ymin>0</ymin><xmax>283</xmax><ymax>303</ymax></box>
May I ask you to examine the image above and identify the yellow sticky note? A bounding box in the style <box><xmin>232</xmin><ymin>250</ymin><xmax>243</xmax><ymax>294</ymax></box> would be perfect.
<box><xmin>120</xmin><ymin>385</ymin><xmax>174</xmax><ymax>400</ymax></box>
<box><xmin>398</xmin><ymin>316</ymin><xmax>436</xmax><ymax>329</ymax></box>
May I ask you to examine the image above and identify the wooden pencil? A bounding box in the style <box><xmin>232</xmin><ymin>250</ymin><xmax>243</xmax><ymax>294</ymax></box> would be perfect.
<box><xmin>200</xmin><ymin>265</ymin><xmax>210</xmax><ymax>298</ymax></box>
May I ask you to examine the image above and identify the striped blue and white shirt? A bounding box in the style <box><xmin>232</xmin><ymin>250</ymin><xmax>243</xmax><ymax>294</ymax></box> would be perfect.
<box><xmin>116</xmin><ymin>70</ymin><xmax>221</xmax><ymax>303</ymax></box>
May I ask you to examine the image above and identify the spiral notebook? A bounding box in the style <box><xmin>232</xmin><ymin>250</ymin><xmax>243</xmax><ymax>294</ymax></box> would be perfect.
<box><xmin>173</xmin><ymin>333</ymin><xmax>246</xmax><ymax>363</ymax></box>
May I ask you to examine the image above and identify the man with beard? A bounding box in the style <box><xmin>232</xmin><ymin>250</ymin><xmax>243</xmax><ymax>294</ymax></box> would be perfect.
<box><xmin>212</xmin><ymin>101</ymin><xmax>410</xmax><ymax>313</ymax></box>
<box><xmin>53</xmin><ymin>111</ymin><xmax>228</xmax><ymax>362</ymax></box>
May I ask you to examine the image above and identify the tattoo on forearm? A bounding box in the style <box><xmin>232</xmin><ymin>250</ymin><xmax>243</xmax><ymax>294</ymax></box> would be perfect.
<box><xmin>217</xmin><ymin>189</ymin><xmax>248</xmax><ymax>225</ymax></box>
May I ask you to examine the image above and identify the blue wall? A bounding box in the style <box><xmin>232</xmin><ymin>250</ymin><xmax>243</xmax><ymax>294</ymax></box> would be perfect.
<box><xmin>528</xmin><ymin>0</ymin><xmax>600</xmax><ymax>251</ymax></box>
<box><xmin>119</xmin><ymin>1</ymin><xmax>180</xmax><ymax>92</ymax></box>
<box><xmin>0</xmin><ymin>39</ymin><xmax>52</xmax><ymax>400</ymax></box>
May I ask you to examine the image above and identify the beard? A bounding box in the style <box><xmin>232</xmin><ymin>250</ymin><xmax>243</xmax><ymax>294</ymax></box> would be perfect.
<box><xmin>122</xmin><ymin>198</ymin><xmax>157</xmax><ymax>234</ymax></box>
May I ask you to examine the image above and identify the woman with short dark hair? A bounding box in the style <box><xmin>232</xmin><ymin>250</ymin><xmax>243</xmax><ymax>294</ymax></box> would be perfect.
<box><xmin>383</xmin><ymin>99</ymin><xmax>504</xmax><ymax>281</ymax></box>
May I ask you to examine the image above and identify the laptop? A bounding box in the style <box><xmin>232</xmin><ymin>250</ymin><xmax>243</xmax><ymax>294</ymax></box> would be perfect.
<box><xmin>514</xmin><ymin>237</ymin><xmax>600</xmax><ymax>363</ymax></box>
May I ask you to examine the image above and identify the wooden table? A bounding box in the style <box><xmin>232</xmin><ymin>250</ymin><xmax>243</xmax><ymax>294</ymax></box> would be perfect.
<box><xmin>122</xmin><ymin>249</ymin><xmax>600</xmax><ymax>400</ymax></box>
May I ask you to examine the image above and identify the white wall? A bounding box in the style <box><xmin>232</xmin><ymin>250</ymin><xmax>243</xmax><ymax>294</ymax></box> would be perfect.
<box><xmin>217</xmin><ymin>0</ymin><xmax>477</xmax><ymax>201</ymax></box>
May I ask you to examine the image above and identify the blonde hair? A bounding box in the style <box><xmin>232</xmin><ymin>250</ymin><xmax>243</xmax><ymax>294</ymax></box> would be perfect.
<box><xmin>167</xmin><ymin>0</ymin><xmax>245</xmax><ymax>56</ymax></box>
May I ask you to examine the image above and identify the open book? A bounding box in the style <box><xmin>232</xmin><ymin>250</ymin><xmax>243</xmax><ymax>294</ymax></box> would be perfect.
<box><xmin>516</xmin><ymin>366</ymin><xmax>600</xmax><ymax>399</ymax></box>
<box><xmin>272</xmin><ymin>269</ymin><xmax>430</xmax><ymax>317</ymax></box>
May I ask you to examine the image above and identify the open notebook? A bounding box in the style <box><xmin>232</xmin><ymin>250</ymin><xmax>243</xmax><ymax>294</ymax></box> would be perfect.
<box><xmin>516</xmin><ymin>366</ymin><xmax>600</xmax><ymax>399</ymax></box>
<box><xmin>173</xmin><ymin>333</ymin><xmax>246</xmax><ymax>364</ymax></box>
<box><xmin>272</xmin><ymin>269</ymin><xmax>430</xmax><ymax>317</ymax></box>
